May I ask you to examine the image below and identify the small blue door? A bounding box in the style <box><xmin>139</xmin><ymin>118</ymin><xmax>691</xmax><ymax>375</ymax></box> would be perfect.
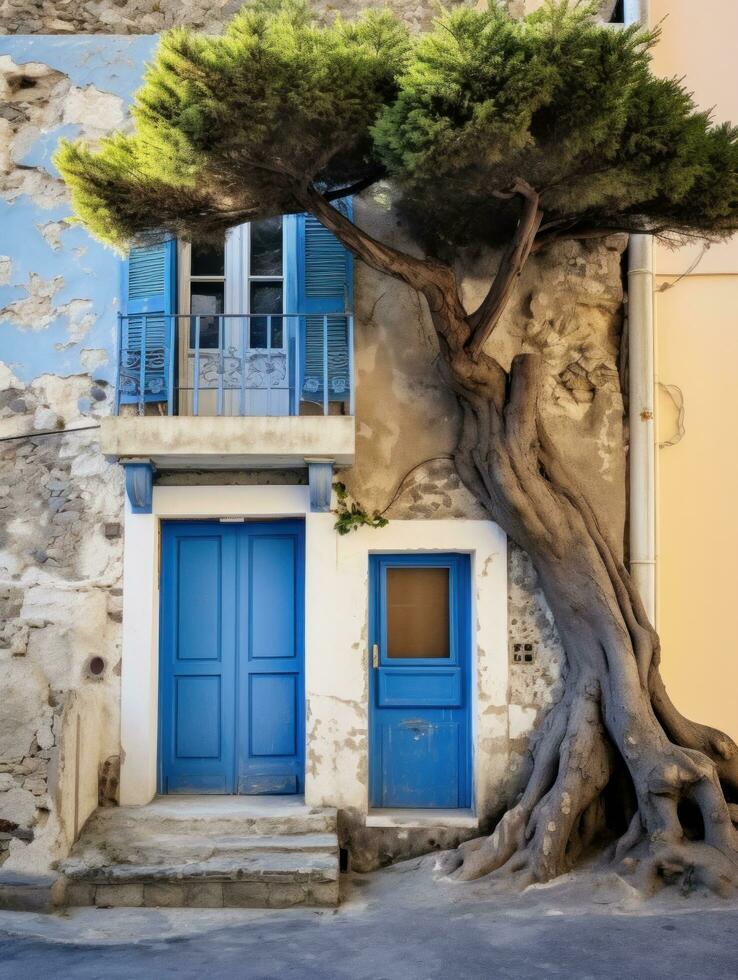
<box><xmin>159</xmin><ymin>520</ymin><xmax>304</xmax><ymax>794</ymax></box>
<box><xmin>369</xmin><ymin>554</ymin><xmax>472</xmax><ymax>809</ymax></box>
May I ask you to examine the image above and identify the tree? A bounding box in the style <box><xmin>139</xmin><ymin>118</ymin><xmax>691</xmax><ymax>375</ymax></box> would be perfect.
<box><xmin>56</xmin><ymin>0</ymin><xmax>738</xmax><ymax>894</ymax></box>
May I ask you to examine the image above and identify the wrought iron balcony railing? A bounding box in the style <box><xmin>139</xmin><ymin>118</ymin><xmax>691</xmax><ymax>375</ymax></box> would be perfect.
<box><xmin>115</xmin><ymin>312</ymin><xmax>355</xmax><ymax>418</ymax></box>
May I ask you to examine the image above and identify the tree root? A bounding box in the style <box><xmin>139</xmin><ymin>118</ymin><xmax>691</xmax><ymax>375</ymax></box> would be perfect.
<box><xmin>443</xmin><ymin>681</ymin><xmax>738</xmax><ymax>896</ymax></box>
<box><xmin>619</xmin><ymin>838</ymin><xmax>738</xmax><ymax>898</ymax></box>
<box><xmin>443</xmin><ymin>683</ymin><xmax>614</xmax><ymax>884</ymax></box>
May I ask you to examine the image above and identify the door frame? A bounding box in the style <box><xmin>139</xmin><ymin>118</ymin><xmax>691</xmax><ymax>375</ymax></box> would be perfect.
<box><xmin>157</xmin><ymin>517</ymin><xmax>305</xmax><ymax>796</ymax></box>
<box><xmin>368</xmin><ymin>552</ymin><xmax>473</xmax><ymax>810</ymax></box>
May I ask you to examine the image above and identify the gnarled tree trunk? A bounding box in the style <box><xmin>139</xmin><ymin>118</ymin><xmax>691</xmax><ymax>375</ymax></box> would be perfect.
<box><xmin>301</xmin><ymin>183</ymin><xmax>738</xmax><ymax>895</ymax></box>
<box><xmin>441</xmin><ymin>346</ymin><xmax>738</xmax><ymax>894</ymax></box>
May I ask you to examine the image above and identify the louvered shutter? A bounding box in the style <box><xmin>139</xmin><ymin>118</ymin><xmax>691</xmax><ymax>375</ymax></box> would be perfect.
<box><xmin>297</xmin><ymin>199</ymin><xmax>353</xmax><ymax>405</ymax></box>
<box><xmin>119</xmin><ymin>240</ymin><xmax>176</xmax><ymax>404</ymax></box>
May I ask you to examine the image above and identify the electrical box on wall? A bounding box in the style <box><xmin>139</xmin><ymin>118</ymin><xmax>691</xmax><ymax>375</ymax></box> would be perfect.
<box><xmin>512</xmin><ymin>642</ymin><xmax>536</xmax><ymax>665</ymax></box>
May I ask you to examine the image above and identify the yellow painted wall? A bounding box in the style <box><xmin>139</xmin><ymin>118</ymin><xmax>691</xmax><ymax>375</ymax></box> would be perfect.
<box><xmin>652</xmin><ymin>0</ymin><xmax>738</xmax><ymax>741</ymax></box>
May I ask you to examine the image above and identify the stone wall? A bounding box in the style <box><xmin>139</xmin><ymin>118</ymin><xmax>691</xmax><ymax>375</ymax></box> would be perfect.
<box><xmin>0</xmin><ymin>370</ymin><xmax>123</xmax><ymax>873</ymax></box>
<box><xmin>0</xmin><ymin>0</ymin><xmax>622</xmax><ymax>39</ymax></box>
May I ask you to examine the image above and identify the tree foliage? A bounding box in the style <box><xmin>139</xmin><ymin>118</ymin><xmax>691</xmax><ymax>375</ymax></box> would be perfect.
<box><xmin>56</xmin><ymin>0</ymin><xmax>409</xmax><ymax>247</ymax></box>
<box><xmin>57</xmin><ymin>0</ymin><xmax>738</xmax><ymax>255</ymax></box>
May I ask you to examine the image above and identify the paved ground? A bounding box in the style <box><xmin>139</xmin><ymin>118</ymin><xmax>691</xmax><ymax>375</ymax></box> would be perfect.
<box><xmin>1</xmin><ymin>856</ymin><xmax>737</xmax><ymax>979</ymax></box>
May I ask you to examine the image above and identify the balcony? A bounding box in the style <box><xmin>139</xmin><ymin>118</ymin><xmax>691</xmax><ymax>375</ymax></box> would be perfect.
<box><xmin>112</xmin><ymin>312</ymin><xmax>354</xmax><ymax>418</ymax></box>
<box><xmin>100</xmin><ymin>314</ymin><xmax>355</xmax><ymax>502</ymax></box>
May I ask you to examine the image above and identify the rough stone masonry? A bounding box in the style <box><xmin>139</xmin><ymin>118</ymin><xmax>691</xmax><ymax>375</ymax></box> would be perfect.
<box><xmin>0</xmin><ymin>1</ymin><xmax>622</xmax><ymax>39</ymax></box>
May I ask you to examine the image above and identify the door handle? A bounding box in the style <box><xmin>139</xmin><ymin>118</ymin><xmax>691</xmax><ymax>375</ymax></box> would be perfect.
<box><xmin>372</xmin><ymin>644</ymin><xmax>379</xmax><ymax>669</ymax></box>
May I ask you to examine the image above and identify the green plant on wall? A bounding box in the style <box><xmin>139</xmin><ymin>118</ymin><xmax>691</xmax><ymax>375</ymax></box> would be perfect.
<box><xmin>332</xmin><ymin>482</ymin><xmax>389</xmax><ymax>536</ymax></box>
<box><xmin>57</xmin><ymin>0</ymin><xmax>738</xmax><ymax>895</ymax></box>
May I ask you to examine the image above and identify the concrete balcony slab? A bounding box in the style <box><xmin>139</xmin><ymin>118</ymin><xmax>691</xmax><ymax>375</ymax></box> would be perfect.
<box><xmin>100</xmin><ymin>414</ymin><xmax>355</xmax><ymax>469</ymax></box>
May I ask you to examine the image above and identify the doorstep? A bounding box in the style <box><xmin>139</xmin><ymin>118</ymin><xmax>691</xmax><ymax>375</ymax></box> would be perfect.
<box><xmin>61</xmin><ymin>795</ymin><xmax>339</xmax><ymax>909</ymax></box>
<box><xmin>365</xmin><ymin>809</ymin><xmax>478</xmax><ymax>830</ymax></box>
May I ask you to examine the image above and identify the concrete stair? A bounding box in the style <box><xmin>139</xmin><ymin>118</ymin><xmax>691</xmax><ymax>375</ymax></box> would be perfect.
<box><xmin>61</xmin><ymin>796</ymin><xmax>339</xmax><ymax>909</ymax></box>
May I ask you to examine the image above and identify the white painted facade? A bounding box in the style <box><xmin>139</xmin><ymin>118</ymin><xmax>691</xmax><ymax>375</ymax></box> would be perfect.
<box><xmin>120</xmin><ymin>483</ymin><xmax>508</xmax><ymax>825</ymax></box>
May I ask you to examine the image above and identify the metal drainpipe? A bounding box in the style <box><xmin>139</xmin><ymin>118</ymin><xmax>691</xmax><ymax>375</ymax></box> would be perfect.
<box><xmin>627</xmin><ymin>236</ymin><xmax>656</xmax><ymax>623</ymax></box>
<box><xmin>624</xmin><ymin>0</ymin><xmax>657</xmax><ymax>624</ymax></box>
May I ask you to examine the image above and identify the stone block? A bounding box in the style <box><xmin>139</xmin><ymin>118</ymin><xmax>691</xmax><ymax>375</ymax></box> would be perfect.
<box><xmin>0</xmin><ymin>787</ymin><xmax>37</xmax><ymax>828</ymax></box>
<box><xmin>306</xmin><ymin>881</ymin><xmax>340</xmax><ymax>906</ymax></box>
<box><xmin>65</xmin><ymin>882</ymin><xmax>95</xmax><ymax>906</ymax></box>
<box><xmin>95</xmin><ymin>883</ymin><xmax>144</xmax><ymax>907</ymax></box>
<box><xmin>143</xmin><ymin>882</ymin><xmax>186</xmax><ymax>907</ymax></box>
<box><xmin>184</xmin><ymin>882</ymin><xmax>223</xmax><ymax>908</ymax></box>
<box><xmin>23</xmin><ymin>776</ymin><xmax>46</xmax><ymax>795</ymax></box>
<box><xmin>0</xmin><ymin>871</ymin><xmax>65</xmax><ymax>912</ymax></box>
<box><xmin>222</xmin><ymin>881</ymin><xmax>270</xmax><ymax>908</ymax></box>
<box><xmin>267</xmin><ymin>883</ymin><xmax>307</xmax><ymax>908</ymax></box>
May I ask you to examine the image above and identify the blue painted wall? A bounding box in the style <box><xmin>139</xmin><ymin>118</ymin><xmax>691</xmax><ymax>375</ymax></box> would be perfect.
<box><xmin>0</xmin><ymin>36</ymin><xmax>158</xmax><ymax>384</ymax></box>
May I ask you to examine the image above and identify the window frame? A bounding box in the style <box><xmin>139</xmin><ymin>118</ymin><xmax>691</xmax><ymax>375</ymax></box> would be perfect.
<box><xmin>178</xmin><ymin>221</ymin><xmax>287</xmax><ymax>355</ymax></box>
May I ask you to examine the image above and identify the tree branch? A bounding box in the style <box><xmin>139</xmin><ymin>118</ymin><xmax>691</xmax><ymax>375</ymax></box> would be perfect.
<box><xmin>322</xmin><ymin>172</ymin><xmax>385</xmax><ymax>202</ymax></box>
<box><xmin>299</xmin><ymin>184</ymin><xmax>456</xmax><ymax>305</ymax></box>
<box><xmin>466</xmin><ymin>179</ymin><xmax>543</xmax><ymax>360</ymax></box>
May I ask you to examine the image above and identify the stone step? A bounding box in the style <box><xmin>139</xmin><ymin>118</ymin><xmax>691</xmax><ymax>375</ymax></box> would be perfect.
<box><xmin>64</xmin><ymin>832</ymin><xmax>337</xmax><ymax>868</ymax></box>
<box><xmin>64</xmin><ymin>849</ymin><xmax>339</xmax><ymax>908</ymax></box>
<box><xmin>79</xmin><ymin>796</ymin><xmax>337</xmax><ymax>837</ymax></box>
<box><xmin>62</xmin><ymin>796</ymin><xmax>340</xmax><ymax>909</ymax></box>
<box><xmin>65</xmin><ymin>874</ymin><xmax>338</xmax><ymax>909</ymax></box>
<box><xmin>66</xmin><ymin>849</ymin><xmax>338</xmax><ymax>883</ymax></box>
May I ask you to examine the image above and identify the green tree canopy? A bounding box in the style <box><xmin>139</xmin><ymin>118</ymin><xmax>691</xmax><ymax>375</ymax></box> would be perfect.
<box><xmin>56</xmin><ymin>0</ymin><xmax>738</xmax><ymax>255</ymax></box>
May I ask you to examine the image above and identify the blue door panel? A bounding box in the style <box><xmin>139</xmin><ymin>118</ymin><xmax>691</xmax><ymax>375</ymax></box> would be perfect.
<box><xmin>249</xmin><ymin>535</ymin><xmax>296</xmax><ymax>660</ymax></box>
<box><xmin>159</xmin><ymin>520</ymin><xmax>304</xmax><ymax>795</ymax></box>
<box><xmin>378</xmin><ymin>667</ymin><xmax>462</xmax><ymax>707</ymax></box>
<box><xmin>160</xmin><ymin>524</ymin><xmax>236</xmax><ymax>794</ymax></box>
<box><xmin>237</xmin><ymin>526</ymin><xmax>305</xmax><ymax>795</ymax></box>
<box><xmin>175</xmin><ymin>676</ymin><xmax>221</xmax><ymax>757</ymax></box>
<box><xmin>176</xmin><ymin>536</ymin><xmax>222</xmax><ymax>661</ymax></box>
<box><xmin>380</xmin><ymin>721</ymin><xmax>460</xmax><ymax>809</ymax></box>
<box><xmin>249</xmin><ymin>674</ymin><xmax>297</xmax><ymax>756</ymax></box>
<box><xmin>369</xmin><ymin>554</ymin><xmax>471</xmax><ymax>809</ymax></box>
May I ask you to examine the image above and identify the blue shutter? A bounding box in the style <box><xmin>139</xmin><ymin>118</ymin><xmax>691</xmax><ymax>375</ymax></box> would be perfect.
<box><xmin>297</xmin><ymin>200</ymin><xmax>353</xmax><ymax>405</ymax></box>
<box><xmin>119</xmin><ymin>240</ymin><xmax>176</xmax><ymax>404</ymax></box>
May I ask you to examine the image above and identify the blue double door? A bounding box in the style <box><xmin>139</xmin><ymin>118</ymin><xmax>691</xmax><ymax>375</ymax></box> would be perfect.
<box><xmin>159</xmin><ymin>520</ymin><xmax>304</xmax><ymax>795</ymax></box>
<box><xmin>369</xmin><ymin>554</ymin><xmax>472</xmax><ymax>809</ymax></box>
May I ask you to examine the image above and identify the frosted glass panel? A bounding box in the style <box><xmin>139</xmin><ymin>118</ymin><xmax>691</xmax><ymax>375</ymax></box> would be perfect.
<box><xmin>386</xmin><ymin>567</ymin><xmax>450</xmax><ymax>659</ymax></box>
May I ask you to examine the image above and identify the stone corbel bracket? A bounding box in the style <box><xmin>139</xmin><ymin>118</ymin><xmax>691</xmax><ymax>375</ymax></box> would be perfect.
<box><xmin>306</xmin><ymin>458</ymin><xmax>334</xmax><ymax>513</ymax></box>
<box><xmin>123</xmin><ymin>461</ymin><xmax>155</xmax><ymax>514</ymax></box>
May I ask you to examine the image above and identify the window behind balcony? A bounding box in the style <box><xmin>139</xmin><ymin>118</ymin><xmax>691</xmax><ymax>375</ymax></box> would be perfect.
<box><xmin>188</xmin><ymin>242</ymin><xmax>224</xmax><ymax>349</ymax></box>
<box><xmin>121</xmin><ymin>207</ymin><xmax>353</xmax><ymax>417</ymax></box>
<box><xmin>184</xmin><ymin>218</ymin><xmax>284</xmax><ymax>351</ymax></box>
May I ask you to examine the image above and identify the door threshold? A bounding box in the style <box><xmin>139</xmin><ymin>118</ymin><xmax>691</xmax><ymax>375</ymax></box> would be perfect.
<box><xmin>365</xmin><ymin>808</ymin><xmax>478</xmax><ymax>830</ymax></box>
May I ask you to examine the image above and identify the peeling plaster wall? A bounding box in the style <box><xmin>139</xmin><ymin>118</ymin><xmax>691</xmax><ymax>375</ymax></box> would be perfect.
<box><xmin>0</xmin><ymin>37</ymin><xmax>152</xmax><ymax>872</ymax></box>
<box><xmin>0</xmin><ymin>36</ymin><xmax>157</xmax><ymax>383</ymax></box>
